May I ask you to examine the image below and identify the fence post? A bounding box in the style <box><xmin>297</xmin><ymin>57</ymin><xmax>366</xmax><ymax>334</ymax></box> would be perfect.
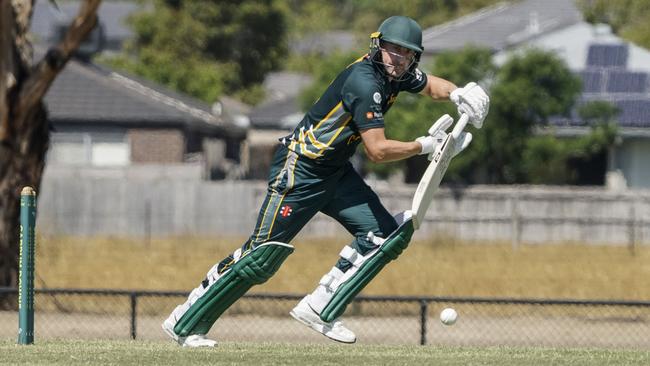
<box><xmin>419</xmin><ymin>300</ymin><xmax>428</xmax><ymax>345</ymax></box>
<box><xmin>511</xmin><ymin>193</ymin><xmax>521</xmax><ymax>249</ymax></box>
<box><xmin>130</xmin><ymin>292</ymin><xmax>137</xmax><ymax>340</ymax></box>
<box><xmin>145</xmin><ymin>199</ymin><xmax>151</xmax><ymax>247</ymax></box>
<box><xmin>628</xmin><ymin>204</ymin><xmax>636</xmax><ymax>255</ymax></box>
<box><xmin>18</xmin><ymin>187</ymin><xmax>36</xmax><ymax>345</ymax></box>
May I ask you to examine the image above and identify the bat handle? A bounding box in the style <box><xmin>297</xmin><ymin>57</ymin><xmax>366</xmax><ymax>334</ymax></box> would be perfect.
<box><xmin>451</xmin><ymin>114</ymin><xmax>469</xmax><ymax>139</ymax></box>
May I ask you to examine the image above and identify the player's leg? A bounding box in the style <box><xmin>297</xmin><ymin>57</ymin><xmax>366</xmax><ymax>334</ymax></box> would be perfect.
<box><xmin>291</xmin><ymin>164</ymin><xmax>414</xmax><ymax>342</ymax></box>
<box><xmin>163</xmin><ymin>146</ymin><xmax>338</xmax><ymax>346</ymax></box>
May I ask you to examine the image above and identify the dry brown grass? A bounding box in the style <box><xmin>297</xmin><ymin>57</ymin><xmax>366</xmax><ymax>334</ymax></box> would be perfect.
<box><xmin>35</xmin><ymin>233</ymin><xmax>650</xmax><ymax>300</ymax></box>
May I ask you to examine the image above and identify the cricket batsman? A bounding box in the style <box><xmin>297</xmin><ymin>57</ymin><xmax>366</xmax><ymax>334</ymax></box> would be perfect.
<box><xmin>163</xmin><ymin>15</ymin><xmax>489</xmax><ymax>346</ymax></box>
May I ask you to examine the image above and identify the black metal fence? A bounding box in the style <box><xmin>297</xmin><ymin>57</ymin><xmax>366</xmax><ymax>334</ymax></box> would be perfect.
<box><xmin>1</xmin><ymin>287</ymin><xmax>649</xmax><ymax>348</ymax></box>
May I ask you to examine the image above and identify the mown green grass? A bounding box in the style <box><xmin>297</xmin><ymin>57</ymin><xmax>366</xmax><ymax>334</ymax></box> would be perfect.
<box><xmin>2</xmin><ymin>340</ymin><xmax>648</xmax><ymax>366</ymax></box>
<box><xmin>35</xmin><ymin>234</ymin><xmax>650</xmax><ymax>301</ymax></box>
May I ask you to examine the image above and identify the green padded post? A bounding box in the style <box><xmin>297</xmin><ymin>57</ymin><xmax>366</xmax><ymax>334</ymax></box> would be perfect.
<box><xmin>18</xmin><ymin>187</ymin><xmax>36</xmax><ymax>345</ymax></box>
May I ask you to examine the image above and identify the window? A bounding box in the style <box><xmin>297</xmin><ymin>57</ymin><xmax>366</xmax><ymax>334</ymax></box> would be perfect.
<box><xmin>48</xmin><ymin>132</ymin><xmax>130</xmax><ymax>166</ymax></box>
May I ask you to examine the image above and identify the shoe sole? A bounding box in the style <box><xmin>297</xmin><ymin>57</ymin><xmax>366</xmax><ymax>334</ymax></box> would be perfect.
<box><xmin>290</xmin><ymin>309</ymin><xmax>356</xmax><ymax>344</ymax></box>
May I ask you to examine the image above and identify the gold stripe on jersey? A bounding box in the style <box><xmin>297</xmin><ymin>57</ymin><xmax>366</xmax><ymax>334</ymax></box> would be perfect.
<box><xmin>255</xmin><ymin>141</ymin><xmax>298</xmax><ymax>243</ymax></box>
<box><xmin>313</xmin><ymin>101</ymin><xmax>344</xmax><ymax>131</ymax></box>
<box><xmin>317</xmin><ymin>115</ymin><xmax>352</xmax><ymax>154</ymax></box>
<box><xmin>265</xmin><ymin>147</ymin><xmax>298</xmax><ymax>240</ymax></box>
<box><xmin>305</xmin><ymin>126</ymin><xmax>330</xmax><ymax>150</ymax></box>
<box><xmin>298</xmin><ymin>128</ymin><xmax>324</xmax><ymax>159</ymax></box>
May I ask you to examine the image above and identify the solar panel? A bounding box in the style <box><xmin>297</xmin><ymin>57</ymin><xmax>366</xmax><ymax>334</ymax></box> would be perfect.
<box><xmin>580</xmin><ymin>71</ymin><xmax>603</xmax><ymax>93</ymax></box>
<box><xmin>586</xmin><ymin>44</ymin><xmax>628</xmax><ymax>67</ymax></box>
<box><xmin>606</xmin><ymin>71</ymin><xmax>647</xmax><ymax>93</ymax></box>
<box><xmin>615</xmin><ymin>100</ymin><xmax>650</xmax><ymax>127</ymax></box>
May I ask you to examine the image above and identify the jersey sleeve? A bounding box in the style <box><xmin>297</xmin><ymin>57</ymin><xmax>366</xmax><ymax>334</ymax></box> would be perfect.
<box><xmin>400</xmin><ymin>68</ymin><xmax>428</xmax><ymax>93</ymax></box>
<box><xmin>341</xmin><ymin>79</ymin><xmax>385</xmax><ymax>131</ymax></box>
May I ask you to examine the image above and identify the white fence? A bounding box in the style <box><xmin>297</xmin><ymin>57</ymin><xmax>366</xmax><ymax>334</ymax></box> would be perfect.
<box><xmin>36</xmin><ymin>165</ymin><xmax>650</xmax><ymax>246</ymax></box>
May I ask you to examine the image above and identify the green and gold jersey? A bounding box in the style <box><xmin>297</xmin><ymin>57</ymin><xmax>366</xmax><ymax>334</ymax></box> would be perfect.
<box><xmin>281</xmin><ymin>55</ymin><xmax>427</xmax><ymax>167</ymax></box>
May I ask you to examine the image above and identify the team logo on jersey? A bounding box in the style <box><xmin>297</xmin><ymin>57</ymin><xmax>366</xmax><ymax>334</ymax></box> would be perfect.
<box><xmin>366</xmin><ymin>111</ymin><xmax>383</xmax><ymax>120</ymax></box>
<box><xmin>373</xmin><ymin>92</ymin><xmax>382</xmax><ymax>104</ymax></box>
<box><xmin>280</xmin><ymin>205</ymin><xmax>293</xmax><ymax>217</ymax></box>
<box><xmin>415</xmin><ymin>68</ymin><xmax>423</xmax><ymax>81</ymax></box>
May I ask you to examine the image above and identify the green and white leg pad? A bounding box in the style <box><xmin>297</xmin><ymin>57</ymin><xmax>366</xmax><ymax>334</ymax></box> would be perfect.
<box><xmin>307</xmin><ymin>211</ymin><xmax>415</xmax><ymax>323</ymax></box>
<box><xmin>165</xmin><ymin>241</ymin><xmax>294</xmax><ymax>339</ymax></box>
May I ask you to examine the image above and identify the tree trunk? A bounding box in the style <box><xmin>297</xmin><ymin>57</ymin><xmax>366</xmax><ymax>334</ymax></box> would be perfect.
<box><xmin>0</xmin><ymin>0</ymin><xmax>102</xmax><ymax>308</ymax></box>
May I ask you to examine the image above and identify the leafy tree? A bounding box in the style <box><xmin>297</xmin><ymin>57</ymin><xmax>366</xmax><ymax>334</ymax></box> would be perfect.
<box><xmin>474</xmin><ymin>49</ymin><xmax>583</xmax><ymax>183</ymax></box>
<box><xmin>578</xmin><ymin>0</ymin><xmax>650</xmax><ymax>49</ymax></box>
<box><xmin>0</xmin><ymin>0</ymin><xmax>102</xmax><ymax>304</ymax></box>
<box><xmin>522</xmin><ymin>119</ymin><xmax>617</xmax><ymax>185</ymax></box>
<box><xmin>105</xmin><ymin>0</ymin><xmax>287</xmax><ymax>104</ymax></box>
<box><xmin>278</xmin><ymin>0</ymin><xmax>504</xmax><ymax>38</ymax></box>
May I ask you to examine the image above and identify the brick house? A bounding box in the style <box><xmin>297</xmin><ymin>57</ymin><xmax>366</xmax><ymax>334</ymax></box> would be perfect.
<box><xmin>44</xmin><ymin>55</ymin><xmax>247</xmax><ymax>179</ymax></box>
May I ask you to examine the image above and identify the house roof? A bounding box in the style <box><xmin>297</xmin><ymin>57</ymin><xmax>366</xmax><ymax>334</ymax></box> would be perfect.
<box><xmin>421</xmin><ymin>0</ymin><xmax>582</xmax><ymax>54</ymax></box>
<box><xmin>248</xmin><ymin>71</ymin><xmax>313</xmax><ymax>130</ymax></box>
<box><xmin>40</xmin><ymin>48</ymin><xmax>245</xmax><ymax>138</ymax></box>
<box><xmin>549</xmin><ymin>43</ymin><xmax>650</xmax><ymax>131</ymax></box>
<box><xmin>262</xmin><ymin>72</ymin><xmax>314</xmax><ymax>102</ymax></box>
<box><xmin>248</xmin><ymin>97</ymin><xmax>303</xmax><ymax>130</ymax></box>
<box><xmin>421</xmin><ymin>1</ymin><xmax>650</xmax><ymax>133</ymax></box>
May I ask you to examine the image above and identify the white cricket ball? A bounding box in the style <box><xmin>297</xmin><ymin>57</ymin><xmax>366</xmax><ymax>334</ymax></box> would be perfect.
<box><xmin>440</xmin><ymin>307</ymin><xmax>458</xmax><ymax>326</ymax></box>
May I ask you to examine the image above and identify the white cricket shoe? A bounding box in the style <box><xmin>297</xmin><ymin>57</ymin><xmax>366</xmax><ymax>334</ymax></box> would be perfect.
<box><xmin>290</xmin><ymin>297</ymin><xmax>356</xmax><ymax>343</ymax></box>
<box><xmin>162</xmin><ymin>310</ymin><xmax>217</xmax><ymax>348</ymax></box>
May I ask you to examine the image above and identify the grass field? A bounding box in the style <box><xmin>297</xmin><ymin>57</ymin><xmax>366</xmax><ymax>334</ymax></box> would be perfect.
<box><xmin>2</xmin><ymin>340</ymin><xmax>649</xmax><ymax>366</ymax></box>
<box><xmin>35</xmin><ymin>234</ymin><xmax>650</xmax><ymax>300</ymax></box>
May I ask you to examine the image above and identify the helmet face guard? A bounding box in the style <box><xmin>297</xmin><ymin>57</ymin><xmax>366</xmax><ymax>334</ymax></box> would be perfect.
<box><xmin>369</xmin><ymin>16</ymin><xmax>423</xmax><ymax>81</ymax></box>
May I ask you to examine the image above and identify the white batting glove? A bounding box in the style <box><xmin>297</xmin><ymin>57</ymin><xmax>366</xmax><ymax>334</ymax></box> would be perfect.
<box><xmin>416</xmin><ymin>114</ymin><xmax>473</xmax><ymax>159</ymax></box>
<box><xmin>416</xmin><ymin>114</ymin><xmax>453</xmax><ymax>155</ymax></box>
<box><xmin>450</xmin><ymin>82</ymin><xmax>490</xmax><ymax>129</ymax></box>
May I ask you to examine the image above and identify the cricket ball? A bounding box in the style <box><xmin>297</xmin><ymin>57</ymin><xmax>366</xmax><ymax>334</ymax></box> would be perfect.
<box><xmin>440</xmin><ymin>307</ymin><xmax>458</xmax><ymax>326</ymax></box>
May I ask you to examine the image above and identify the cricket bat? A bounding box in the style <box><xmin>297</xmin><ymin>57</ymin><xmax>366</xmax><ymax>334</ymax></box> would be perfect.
<box><xmin>411</xmin><ymin>114</ymin><xmax>469</xmax><ymax>229</ymax></box>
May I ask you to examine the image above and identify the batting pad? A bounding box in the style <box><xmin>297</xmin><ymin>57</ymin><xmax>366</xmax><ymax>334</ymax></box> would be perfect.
<box><xmin>320</xmin><ymin>218</ymin><xmax>414</xmax><ymax>323</ymax></box>
<box><xmin>174</xmin><ymin>242</ymin><xmax>294</xmax><ymax>336</ymax></box>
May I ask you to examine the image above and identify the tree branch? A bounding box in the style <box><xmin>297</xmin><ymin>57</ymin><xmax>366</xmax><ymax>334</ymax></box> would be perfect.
<box><xmin>17</xmin><ymin>0</ymin><xmax>102</xmax><ymax>118</ymax></box>
<box><xmin>0</xmin><ymin>0</ymin><xmax>22</xmax><ymax>143</ymax></box>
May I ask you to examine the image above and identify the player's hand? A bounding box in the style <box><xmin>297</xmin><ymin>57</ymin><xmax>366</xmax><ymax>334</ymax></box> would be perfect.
<box><xmin>417</xmin><ymin>114</ymin><xmax>473</xmax><ymax>159</ymax></box>
<box><xmin>416</xmin><ymin>114</ymin><xmax>453</xmax><ymax>155</ymax></box>
<box><xmin>423</xmin><ymin>131</ymin><xmax>471</xmax><ymax>160</ymax></box>
<box><xmin>450</xmin><ymin>82</ymin><xmax>489</xmax><ymax>129</ymax></box>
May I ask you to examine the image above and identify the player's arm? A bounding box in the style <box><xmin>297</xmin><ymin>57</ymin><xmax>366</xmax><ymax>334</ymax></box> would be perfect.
<box><xmin>420</xmin><ymin>74</ymin><xmax>490</xmax><ymax>129</ymax></box>
<box><xmin>361</xmin><ymin>114</ymin><xmax>473</xmax><ymax>164</ymax></box>
<box><xmin>359</xmin><ymin>127</ymin><xmax>421</xmax><ymax>163</ymax></box>
<box><xmin>419</xmin><ymin>74</ymin><xmax>458</xmax><ymax>100</ymax></box>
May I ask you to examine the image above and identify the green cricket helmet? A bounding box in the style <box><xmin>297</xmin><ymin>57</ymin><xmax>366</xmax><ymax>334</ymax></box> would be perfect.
<box><xmin>370</xmin><ymin>16</ymin><xmax>424</xmax><ymax>79</ymax></box>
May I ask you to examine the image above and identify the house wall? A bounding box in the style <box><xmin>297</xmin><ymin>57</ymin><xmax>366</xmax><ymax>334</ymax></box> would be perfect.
<box><xmin>129</xmin><ymin>129</ymin><xmax>184</xmax><ymax>163</ymax></box>
<box><xmin>244</xmin><ymin>130</ymin><xmax>286</xmax><ymax>179</ymax></box>
<box><xmin>613</xmin><ymin>138</ymin><xmax>650</xmax><ymax>188</ymax></box>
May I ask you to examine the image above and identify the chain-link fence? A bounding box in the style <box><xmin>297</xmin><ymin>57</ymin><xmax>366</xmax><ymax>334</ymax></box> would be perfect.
<box><xmin>1</xmin><ymin>287</ymin><xmax>649</xmax><ymax>348</ymax></box>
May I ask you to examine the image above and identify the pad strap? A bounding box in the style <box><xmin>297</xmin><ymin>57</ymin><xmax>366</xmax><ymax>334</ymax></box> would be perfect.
<box><xmin>339</xmin><ymin>246</ymin><xmax>365</xmax><ymax>267</ymax></box>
